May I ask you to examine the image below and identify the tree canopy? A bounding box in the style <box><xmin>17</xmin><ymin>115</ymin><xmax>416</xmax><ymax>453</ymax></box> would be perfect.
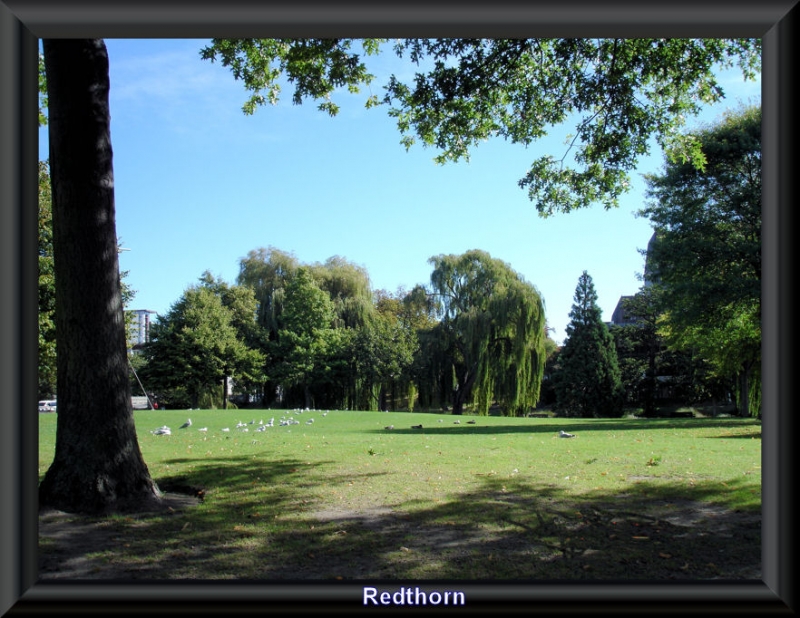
<box><xmin>236</xmin><ymin>246</ymin><xmax>300</xmax><ymax>338</ymax></box>
<box><xmin>427</xmin><ymin>249</ymin><xmax>547</xmax><ymax>415</ymax></box>
<box><xmin>308</xmin><ymin>255</ymin><xmax>375</xmax><ymax>330</ymax></box>
<box><xmin>201</xmin><ymin>38</ymin><xmax>760</xmax><ymax>216</ymax></box>
<box><xmin>269</xmin><ymin>267</ymin><xmax>340</xmax><ymax>409</ymax></box>
<box><xmin>639</xmin><ymin>105</ymin><xmax>761</xmax><ymax>416</ymax></box>
<box><xmin>142</xmin><ymin>283</ymin><xmax>264</xmax><ymax>409</ymax></box>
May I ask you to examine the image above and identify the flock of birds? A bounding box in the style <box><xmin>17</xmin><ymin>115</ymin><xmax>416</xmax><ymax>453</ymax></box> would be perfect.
<box><xmin>150</xmin><ymin>410</ymin><xmax>577</xmax><ymax>439</ymax></box>
<box><xmin>150</xmin><ymin>408</ymin><xmax>330</xmax><ymax>436</ymax></box>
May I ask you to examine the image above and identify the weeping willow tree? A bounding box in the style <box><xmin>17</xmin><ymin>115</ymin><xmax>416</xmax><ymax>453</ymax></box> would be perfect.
<box><xmin>236</xmin><ymin>247</ymin><xmax>299</xmax><ymax>405</ymax></box>
<box><xmin>237</xmin><ymin>246</ymin><xmax>300</xmax><ymax>337</ymax></box>
<box><xmin>428</xmin><ymin>250</ymin><xmax>547</xmax><ymax>416</ymax></box>
<box><xmin>238</xmin><ymin>249</ymin><xmax>378</xmax><ymax>408</ymax></box>
<box><xmin>308</xmin><ymin>255</ymin><xmax>375</xmax><ymax>329</ymax></box>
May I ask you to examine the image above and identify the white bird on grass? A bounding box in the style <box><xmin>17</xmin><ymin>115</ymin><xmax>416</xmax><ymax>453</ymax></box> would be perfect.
<box><xmin>198</xmin><ymin>427</ymin><xmax>208</xmax><ymax>432</ymax></box>
<box><xmin>152</xmin><ymin>425</ymin><xmax>171</xmax><ymax>435</ymax></box>
<box><xmin>559</xmin><ymin>430</ymin><xmax>576</xmax><ymax>438</ymax></box>
<box><xmin>179</xmin><ymin>419</ymin><xmax>192</xmax><ymax>429</ymax></box>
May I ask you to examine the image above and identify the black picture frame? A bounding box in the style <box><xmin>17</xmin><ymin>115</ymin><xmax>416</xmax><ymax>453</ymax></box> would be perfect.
<box><xmin>1</xmin><ymin>1</ymin><xmax>795</xmax><ymax>614</ymax></box>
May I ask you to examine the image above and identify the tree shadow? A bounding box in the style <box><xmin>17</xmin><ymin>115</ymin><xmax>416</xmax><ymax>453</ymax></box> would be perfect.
<box><xmin>368</xmin><ymin>417</ymin><xmax>760</xmax><ymax>437</ymax></box>
<box><xmin>39</xmin><ymin>453</ymin><xmax>760</xmax><ymax>581</ymax></box>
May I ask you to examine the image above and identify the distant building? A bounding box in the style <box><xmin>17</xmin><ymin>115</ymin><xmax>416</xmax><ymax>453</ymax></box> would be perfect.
<box><xmin>608</xmin><ymin>231</ymin><xmax>658</xmax><ymax>328</ymax></box>
<box><xmin>610</xmin><ymin>295</ymin><xmax>636</xmax><ymax>326</ymax></box>
<box><xmin>642</xmin><ymin>231</ymin><xmax>660</xmax><ymax>287</ymax></box>
<box><xmin>127</xmin><ymin>309</ymin><xmax>156</xmax><ymax>353</ymax></box>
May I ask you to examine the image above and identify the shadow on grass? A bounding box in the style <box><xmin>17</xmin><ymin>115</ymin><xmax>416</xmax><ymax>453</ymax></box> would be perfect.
<box><xmin>39</xmin><ymin>452</ymin><xmax>761</xmax><ymax>581</ymax></box>
<box><xmin>368</xmin><ymin>417</ymin><xmax>760</xmax><ymax>437</ymax></box>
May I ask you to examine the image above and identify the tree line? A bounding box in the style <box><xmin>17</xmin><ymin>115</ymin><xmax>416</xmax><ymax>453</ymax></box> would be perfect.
<box><xmin>132</xmin><ymin>248</ymin><xmax>549</xmax><ymax>416</ymax></box>
<box><xmin>39</xmin><ymin>104</ymin><xmax>760</xmax><ymax>422</ymax></box>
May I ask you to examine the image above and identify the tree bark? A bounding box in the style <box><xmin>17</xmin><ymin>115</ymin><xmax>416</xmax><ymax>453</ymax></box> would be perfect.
<box><xmin>38</xmin><ymin>40</ymin><xmax>162</xmax><ymax>515</ymax></box>
<box><xmin>451</xmin><ymin>369</ymin><xmax>477</xmax><ymax>415</ymax></box>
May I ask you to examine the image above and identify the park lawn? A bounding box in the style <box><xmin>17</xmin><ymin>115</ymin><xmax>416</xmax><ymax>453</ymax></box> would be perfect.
<box><xmin>38</xmin><ymin>409</ymin><xmax>761</xmax><ymax>580</ymax></box>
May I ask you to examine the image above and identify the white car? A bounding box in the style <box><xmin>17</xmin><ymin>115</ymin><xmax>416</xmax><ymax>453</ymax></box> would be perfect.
<box><xmin>38</xmin><ymin>400</ymin><xmax>57</xmax><ymax>413</ymax></box>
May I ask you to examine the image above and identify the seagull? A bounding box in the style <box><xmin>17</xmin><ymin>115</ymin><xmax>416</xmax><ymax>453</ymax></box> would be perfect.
<box><xmin>221</xmin><ymin>427</ymin><xmax>230</xmax><ymax>432</ymax></box>
<box><xmin>411</xmin><ymin>424</ymin><xmax>423</xmax><ymax>429</ymax></box>
<box><xmin>453</xmin><ymin>420</ymin><xmax>461</xmax><ymax>424</ymax></box>
<box><xmin>179</xmin><ymin>418</ymin><xmax>192</xmax><ymax>429</ymax></box>
<box><xmin>467</xmin><ymin>420</ymin><xmax>476</xmax><ymax>424</ymax></box>
<box><xmin>152</xmin><ymin>425</ymin><xmax>171</xmax><ymax>435</ymax></box>
<box><xmin>559</xmin><ymin>430</ymin><xmax>576</xmax><ymax>438</ymax></box>
<box><xmin>384</xmin><ymin>425</ymin><xmax>394</xmax><ymax>430</ymax></box>
<box><xmin>198</xmin><ymin>427</ymin><xmax>208</xmax><ymax>432</ymax></box>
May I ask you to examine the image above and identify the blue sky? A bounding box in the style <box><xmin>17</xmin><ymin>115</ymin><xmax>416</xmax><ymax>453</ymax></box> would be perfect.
<box><xmin>39</xmin><ymin>39</ymin><xmax>760</xmax><ymax>345</ymax></box>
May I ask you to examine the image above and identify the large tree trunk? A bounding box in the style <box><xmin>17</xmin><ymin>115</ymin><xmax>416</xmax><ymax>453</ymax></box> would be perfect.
<box><xmin>38</xmin><ymin>40</ymin><xmax>162</xmax><ymax>515</ymax></box>
<box><xmin>451</xmin><ymin>369</ymin><xmax>477</xmax><ymax>415</ymax></box>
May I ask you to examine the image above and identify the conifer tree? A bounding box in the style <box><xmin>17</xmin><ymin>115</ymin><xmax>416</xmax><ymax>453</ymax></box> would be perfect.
<box><xmin>554</xmin><ymin>271</ymin><xmax>624</xmax><ymax>418</ymax></box>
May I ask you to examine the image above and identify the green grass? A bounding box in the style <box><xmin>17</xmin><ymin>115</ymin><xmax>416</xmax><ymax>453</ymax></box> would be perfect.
<box><xmin>38</xmin><ymin>409</ymin><xmax>762</xmax><ymax>579</ymax></box>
